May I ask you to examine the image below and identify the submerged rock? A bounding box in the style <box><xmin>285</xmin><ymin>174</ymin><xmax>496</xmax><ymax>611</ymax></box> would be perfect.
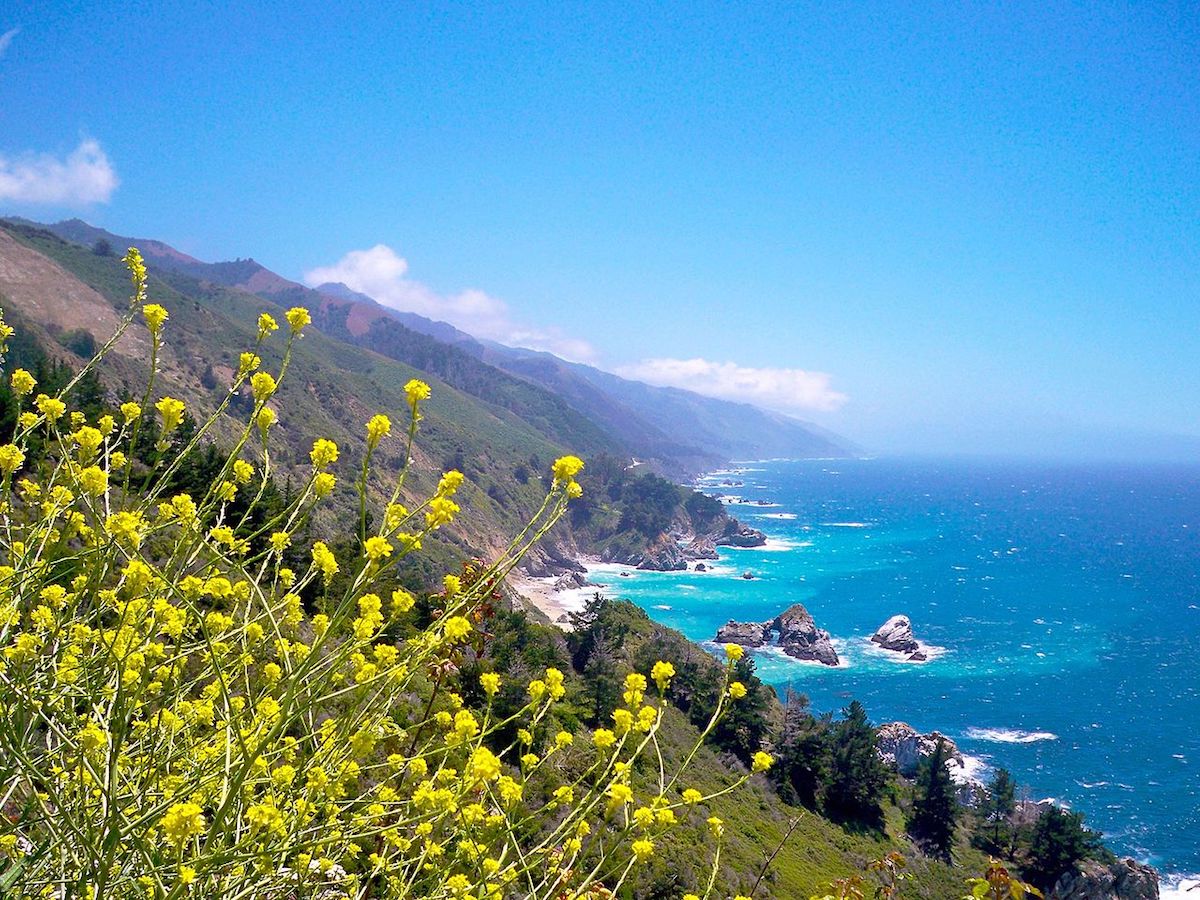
<box><xmin>712</xmin><ymin>602</ymin><xmax>840</xmax><ymax>666</ymax></box>
<box><xmin>870</xmin><ymin>614</ymin><xmax>920</xmax><ymax>654</ymax></box>
<box><xmin>1050</xmin><ymin>859</ymin><xmax>1159</xmax><ymax>900</ymax></box>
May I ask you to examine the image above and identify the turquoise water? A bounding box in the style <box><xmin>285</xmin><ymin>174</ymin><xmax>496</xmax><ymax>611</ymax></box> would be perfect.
<box><xmin>586</xmin><ymin>459</ymin><xmax>1200</xmax><ymax>879</ymax></box>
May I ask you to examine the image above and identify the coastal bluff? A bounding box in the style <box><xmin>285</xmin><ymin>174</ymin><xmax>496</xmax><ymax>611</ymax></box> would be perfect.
<box><xmin>715</xmin><ymin>602</ymin><xmax>840</xmax><ymax>666</ymax></box>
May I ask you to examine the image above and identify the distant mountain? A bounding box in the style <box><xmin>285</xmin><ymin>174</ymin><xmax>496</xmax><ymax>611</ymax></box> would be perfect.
<box><xmin>7</xmin><ymin>217</ymin><xmax>854</xmax><ymax>474</ymax></box>
<box><xmin>475</xmin><ymin>344</ymin><xmax>854</xmax><ymax>465</ymax></box>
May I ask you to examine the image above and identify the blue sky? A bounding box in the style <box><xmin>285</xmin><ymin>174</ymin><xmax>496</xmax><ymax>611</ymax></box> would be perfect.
<box><xmin>1</xmin><ymin>1</ymin><xmax>1197</xmax><ymax>457</ymax></box>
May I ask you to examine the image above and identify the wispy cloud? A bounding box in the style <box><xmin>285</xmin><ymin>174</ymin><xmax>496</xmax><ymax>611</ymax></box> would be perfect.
<box><xmin>303</xmin><ymin>244</ymin><xmax>595</xmax><ymax>361</ymax></box>
<box><xmin>616</xmin><ymin>357</ymin><xmax>848</xmax><ymax>413</ymax></box>
<box><xmin>0</xmin><ymin>139</ymin><xmax>118</xmax><ymax>205</ymax></box>
<box><xmin>0</xmin><ymin>27</ymin><xmax>18</xmax><ymax>58</ymax></box>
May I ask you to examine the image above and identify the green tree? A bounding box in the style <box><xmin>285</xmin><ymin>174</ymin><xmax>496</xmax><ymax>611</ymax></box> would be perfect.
<box><xmin>824</xmin><ymin>700</ymin><xmax>888</xmax><ymax>828</ymax></box>
<box><xmin>1023</xmin><ymin>806</ymin><xmax>1105</xmax><ymax>891</ymax></box>
<box><xmin>975</xmin><ymin>767</ymin><xmax>1017</xmax><ymax>853</ymax></box>
<box><xmin>773</xmin><ymin>690</ymin><xmax>832</xmax><ymax>811</ymax></box>
<box><xmin>908</xmin><ymin>737</ymin><xmax>958</xmax><ymax>859</ymax></box>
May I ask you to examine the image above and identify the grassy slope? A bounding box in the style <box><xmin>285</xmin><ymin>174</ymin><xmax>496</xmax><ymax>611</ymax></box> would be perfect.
<box><xmin>0</xmin><ymin>223</ymin><xmax>569</xmax><ymax>561</ymax></box>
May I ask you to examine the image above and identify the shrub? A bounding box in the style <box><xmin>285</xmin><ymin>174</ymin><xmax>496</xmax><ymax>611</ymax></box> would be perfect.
<box><xmin>0</xmin><ymin>250</ymin><xmax>769</xmax><ymax>898</ymax></box>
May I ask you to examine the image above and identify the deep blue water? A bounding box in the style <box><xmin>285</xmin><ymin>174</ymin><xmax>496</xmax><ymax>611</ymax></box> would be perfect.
<box><xmin>587</xmin><ymin>458</ymin><xmax>1200</xmax><ymax>878</ymax></box>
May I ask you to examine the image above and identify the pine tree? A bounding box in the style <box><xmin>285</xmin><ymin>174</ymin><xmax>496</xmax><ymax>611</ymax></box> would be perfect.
<box><xmin>824</xmin><ymin>700</ymin><xmax>888</xmax><ymax>827</ymax></box>
<box><xmin>977</xmin><ymin>767</ymin><xmax>1016</xmax><ymax>852</ymax></box>
<box><xmin>908</xmin><ymin>737</ymin><xmax>959</xmax><ymax>859</ymax></box>
<box><xmin>1023</xmin><ymin>806</ymin><xmax>1105</xmax><ymax>891</ymax></box>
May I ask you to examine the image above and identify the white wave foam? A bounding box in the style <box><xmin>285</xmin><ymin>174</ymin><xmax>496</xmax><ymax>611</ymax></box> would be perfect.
<box><xmin>820</xmin><ymin>521</ymin><xmax>871</xmax><ymax>528</ymax></box>
<box><xmin>949</xmin><ymin>752</ymin><xmax>990</xmax><ymax>787</ymax></box>
<box><xmin>760</xmin><ymin>512</ymin><xmax>798</xmax><ymax>520</ymax></box>
<box><xmin>964</xmin><ymin>727</ymin><xmax>1059</xmax><ymax>744</ymax></box>
<box><xmin>1161</xmin><ymin>875</ymin><xmax>1200</xmax><ymax>898</ymax></box>
<box><xmin>720</xmin><ymin>537</ymin><xmax>796</xmax><ymax>553</ymax></box>
<box><xmin>860</xmin><ymin>638</ymin><xmax>948</xmax><ymax>664</ymax></box>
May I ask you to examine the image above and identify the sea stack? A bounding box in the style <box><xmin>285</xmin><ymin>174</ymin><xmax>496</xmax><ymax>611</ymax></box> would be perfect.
<box><xmin>870</xmin><ymin>615</ymin><xmax>927</xmax><ymax>661</ymax></box>
<box><xmin>714</xmin><ymin>602</ymin><xmax>840</xmax><ymax>666</ymax></box>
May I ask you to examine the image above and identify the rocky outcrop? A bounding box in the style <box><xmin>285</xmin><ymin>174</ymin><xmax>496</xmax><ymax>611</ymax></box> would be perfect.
<box><xmin>1050</xmin><ymin>859</ymin><xmax>1159</xmax><ymax>900</ymax></box>
<box><xmin>522</xmin><ymin>542</ymin><xmax>587</xmax><ymax>578</ymax></box>
<box><xmin>876</xmin><ymin>722</ymin><xmax>959</xmax><ymax>777</ymax></box>
<box><xmin>553</xmin><ymin>571</ymin><xmax>587</xmax><ymax>591</ymax></box>
<box><xmin>713</xmin><ymin>603</ymin><xmax>839</xmax><ymax>666</ymax></box>
<box><xmin>714</xmin><ymin>620</ymin><xmax>769</xmax><ymax>647</ymax></box>
<box><xmin>871</xmin><ymin>615</ymin><xmax>920</xmax><ymax>654</ymax></box>
<box><xmin>635</xmin><ymin>533</ymin><xmax>689</xmax><ymax>571</ymax></box>
<box><xmin>876</xmin><ymin>723</ymin><xmax>984</xmax><ymax>805</ymax></box>
<box><xmin>775</xmin><ymin>604</ymin><xmax>840</xmax><ymax>665</ymax></box>
<box><xmin>683</xmin><ymin>535</ymin><xmax>720</xmax><ymax>560</ymax></box>
<box><xmin>715</xmin><ymin>519</ymin><xmax>768</xmax><ymax>548</ymax></box>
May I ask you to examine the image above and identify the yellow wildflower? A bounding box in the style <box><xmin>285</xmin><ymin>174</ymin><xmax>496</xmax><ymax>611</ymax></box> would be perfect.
<box><xmin>285</xmin><ymin>306</ymin><xmax>311</xmax><ymax>332</ymax></box>
<box><xmin>257</xmin><ymin>312</ymin><xmax>278</xmax><ymax>336</ymax></box>
<box><xmin>10</xmin><ymin>369</ymin><xmax>35</xmax><ymax>395</ymax></box>
<box><xmin>365</xmin><ymin>413</ymin><xmax>391</xmax><ymax>448</ymax></box>
<box><xmin>651</xmin><ymin>660</ymin><xmax>675</xmax><ymax>691</ymax></box>
<box><xmin>724</xmin><ymin>642</ymin><xmax>744</xmax><ymax>661</ymax></box>
<box><xmin>156</xmin><ymin>397</ymin><xmax>185</xmax><ymax>432</ymax></box>
<box><xmin>250</xmin><ymin>371</ymin><xmax>276</xmax><ymax>403</ymax></box>
<box><xmin>752</xmin><ymin>750</ymin><xmax>774</xmax><ymax>773</ymax></box>
<box><xmin>77</xmin><ymin>465</ymin><xmax>108</xmax><ymax>496</ymax></box>
<box><xmin>311</xmin><ymin>541</ymin><xmax>339</xmax><ymax>582</ymax></box>
<box><xmin>425</xmin><ymin>496</ymin><xmax>459</xmax><ymax>528</ymax></box>
<box><xmin>404</xmin><ymin>378</ymin><xmax>431</xmax><ymax>408</ymax></box>
<box><xmin>142</xmin><ymin>303</ymin><xmax>169</xmax><ymax>334</ymax></box>
<box><xmin>551</xmin><ymin>455</ymin><xmax>584</xmax><ymax>484</ymax></box>
<box><xmin>364</xmin><ymin>536</ymin><xmax>393</xmax><ymax>562</ymax></box>
<box><xmin>442</xmin><ymin>616</ymin><xmax>472</xmax><ymax>643</ymax></box>
<box><xmin>310</xmin><ymin>438</ymin><xmax>339</xmax><ymax>468</ymax></box>
<box><xmin>161</xmin><ymin>802</ymin><xmax>206</xmax><ymax>844</ymax></box>
<box><xmin>35</xmin><ymin>394</ymin><xmax>66</xmax><ymax>423</ymax></box>
<box><xmin>0</xmin><ymin>444</ymin><xmax>25</xmax><ymax>476</ymax></box>
<box><xmin>437</xmin><ymin>470</ymin><xmax>464</xmax><ymax>496</ymax></box>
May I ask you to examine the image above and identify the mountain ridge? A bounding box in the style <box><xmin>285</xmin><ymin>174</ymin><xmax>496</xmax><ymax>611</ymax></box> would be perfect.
<box><xmin>7</xmin><ymin>217</ymin><xmax>854</xmax><ymax>476</ymax></box>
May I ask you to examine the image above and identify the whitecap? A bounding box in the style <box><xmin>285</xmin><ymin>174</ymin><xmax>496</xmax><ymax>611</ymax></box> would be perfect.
<box><xmin>651</xmin><ymin>604</ymin><xmax>672</xmax><ymax>611</ymax></box>
<box><xmin>1160</xmin><ymin>875</ymin><xmax>1200</xmax><ymax>899</ymax></box>
<box><xmin>820</xmin><ymin>521</ymin><xmax>871</xmax><ymax>528</ymax></box>
<box><xmin>860</xmin><ymin>638</ymin><xmax>948</xmax><ymax>664</ymax></box>
<box><xmin>760</xmin><ymin>512</ymin><xmax>798</xmax><ymax>520</ymax></box>
<box><xmin>964</xmin><ymin>727</ymin><xmax>1059</xmax><ymax>744</ymax></box>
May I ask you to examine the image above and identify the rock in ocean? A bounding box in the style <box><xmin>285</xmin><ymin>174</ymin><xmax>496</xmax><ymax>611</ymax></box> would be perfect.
<box><xmin>714</xmin><ymin>602</ymin><xmax>840</xmax><ymax>666</ymax></box>
<box><xmin>870</xmin><ymin>614</ymin><xmax>924</xmax><ymax>659</ymax></box>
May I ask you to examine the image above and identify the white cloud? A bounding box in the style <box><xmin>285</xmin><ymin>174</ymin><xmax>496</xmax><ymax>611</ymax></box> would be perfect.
<box><xmin>0</xmin><ymin>27</ymin><xmax>18</xmax><ymax>57</ymax></box>
<box><xmin>0</xmin><ymin>139</ymin><xmax>118</xmax><ymax>205</ymax></box>
<box><xmin>616</xmin><ymin>357</ymin><xmax>848</xmax><ymax>413</ymax></box>
<box><xmin>304</xmin><ymin>244</ymin><xmax>596</xmax><ymax>361</ymax></box>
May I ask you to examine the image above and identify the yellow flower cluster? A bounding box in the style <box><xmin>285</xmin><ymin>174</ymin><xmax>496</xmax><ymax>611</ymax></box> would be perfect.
<box><xmin>0</xmin><ymin>252</ymin><xmax>773</xmax><ymax>900</ymax></box>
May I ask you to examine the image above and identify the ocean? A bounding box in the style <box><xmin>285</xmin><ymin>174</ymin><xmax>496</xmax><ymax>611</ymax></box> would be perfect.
<box><xmin>576</xmin><ymin>458</ymin><xmax>1200</xmax><ymax>887</ymax></box>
